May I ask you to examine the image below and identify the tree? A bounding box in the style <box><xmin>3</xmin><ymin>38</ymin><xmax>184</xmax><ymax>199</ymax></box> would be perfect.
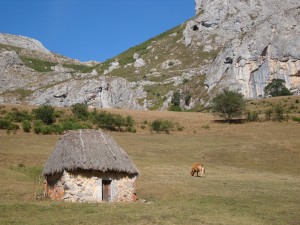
<box><xmin>71</xmin><ymin>103</ymin><xmax>89</xmax><ymax>121</ymax></box>
<box><xmin>169</xmin><ymin>91</ymin><xmax>182</xmax><ymax>111</ymax></box>
<box><xmin>33</xmin><ymin>105</ymin><xmax>55</xmax><ymax>125</ymax></box>
<box><xmin>264</xmin><ymin>79</ymin><xmax>292</xmax><ymax>97</ymax></box>
<box><xmin>211</xmin><ymin>89</ymin><xmax>246</xmax><ymax>120</ymax></box>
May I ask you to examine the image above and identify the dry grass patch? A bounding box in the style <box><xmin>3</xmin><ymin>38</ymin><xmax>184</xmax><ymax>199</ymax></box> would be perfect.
<box><xmin>0</xmin><ymin>109</ymin><xmax>300</xmax><ymax>224</ymax></box>
<box><xmin>247</xmin><ymin>95</ymin><xmax>300</xmax><ymax>115</ymax></box>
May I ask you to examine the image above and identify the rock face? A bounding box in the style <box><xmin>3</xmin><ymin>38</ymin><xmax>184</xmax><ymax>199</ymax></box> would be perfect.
<box><xmin>29</xmin><ymin>76</ymin><xmax>145</xmax><ymax>109</ymax></box>
<box><xmin>185</xmin><ymin>0</ymin><xmax>300</xmax><ymax>98</ymax></box>
<box><xmin>0</xmin><ymin>33</ymin><xmax>51</xmax><ymax>54</ymax></box>
<box><xmin>0</xmin><ymin>34</ymin><xmax>145</xmax><ymax>109</ymax></box>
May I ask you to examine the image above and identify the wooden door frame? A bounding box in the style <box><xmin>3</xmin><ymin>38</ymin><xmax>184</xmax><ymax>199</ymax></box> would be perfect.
<box><xmin>102</xmin><ymin>180</ymin><xmax>112</xmax><ymax>202</ymax></box>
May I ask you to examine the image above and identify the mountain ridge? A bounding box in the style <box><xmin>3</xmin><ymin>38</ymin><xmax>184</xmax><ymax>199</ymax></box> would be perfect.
<box><xmin>0</xmin><ymin>0</ymin><xmax>299</xmax><ymax>110</ymax></box>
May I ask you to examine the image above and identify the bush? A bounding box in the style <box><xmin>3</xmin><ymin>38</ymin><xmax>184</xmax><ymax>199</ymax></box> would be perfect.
<box><xmin>125</xmin><ymin>116</ymin><xmax>135</xmax><ymax>128</ymax></box>
<box><xmin>292</xmin><ymin>116</ymin><xmax>300</xmax><ymax>122</ymax></box>
<box><xmin>0</xmin><ymin>119</ymin><xmax>11</xmax><ymax>130</ymax></box>
<box><xmin>62</xmin><ymin>119</ymin><xmax>86</xmax><ymax>131</ymax></box>
<box><xmin>211</xmin><ymin>89</ymin><xmax>246</xmax><ymax>121</ymax></box>
<box><xmin>92</xmin><ymin>111</ymin><xmax>136</xmax><ymax>132</ymax></box>
<box><xmin>41</xmin><ymin>126</ymin><xmax>53</xmax><ymax>135</ymax></box>
<box><xmin>201</xmin><ymin>124</ymin><xmax>210</xmax><ymax>130</ymax></box>
<box><xmin>264</xmin><ymin>105</ymin><xmax>287</xmax><ymax>122</ymax></box>
<box><xmin>71</xmin><ymin>103</ymin><xmax>89</xmax><ymax>121</ymax></box>
<box><xmin>54</xmin><ymin>110</ymin><xmax>64</xmax><ymax>118</ymax></box>
<box><xmin>126</xmin><ymin>126</ymin><xmax>137</xmax><ymax>133</ymax></box>
<box><xmin>169</xmin><ymin>105</ymin><xmax>182</xmax><ymax>112</ymax></box>
<box><xmin>33</xmin><ymin>105</ymin><xmax>55</xmax><ymax>125</ymax></box>
<box><xmin>184</xmin><ymin>94</ymin><xmax>192</xmax><ymax>106</ymax></box>
<box><xmin>22</xmin><ymin>120</ymin><xmax>31</xmax><ymax>133</ymax></box>
<box><xmin>6</xmin><ymin>110</ymin><xmax>32</xmax><ymax>122</ymax></box>
<box><xmin>50</xmin><ymin>124</ymin><xmax>64</xmax><ymax>134</ymax></box>
<box><xmin>272</xmin><ymin>105</ymin><xmax>284</xmax><ymax>122</ymax></box>
<box><xmin>265</xmin><ymin>108</ymin><xmax>273</xmax><ymax>121</ymax></box>
<box><xmin>33</xmin><ymin>120</ymin><xmax>44</xmax><ymax>134</ymax></box>
<box><xmin>0</xmin><ymin>119</ymin><xmax>19</xmax><ymax>133</ymax></box>
<box><xmin>151</xmin><ymin>119</ymin><xmax>174</xmax><ymax>134</ymax></box>
<box><xmin>246</xmin><ymin>111</ymin><xmax>260</xmax><ymax>122</ymax></box>
<box><xmin>169</xmin><ymin>91</ymin><xmax>182</xmax><ymax>111</ymax></box>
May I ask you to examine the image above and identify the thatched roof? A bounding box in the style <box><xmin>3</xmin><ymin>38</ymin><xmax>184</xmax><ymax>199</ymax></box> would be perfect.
<box><xmin>43</xmin><ymin>129</ymin><xmax>139</xmax><ymax>176</ymax></box>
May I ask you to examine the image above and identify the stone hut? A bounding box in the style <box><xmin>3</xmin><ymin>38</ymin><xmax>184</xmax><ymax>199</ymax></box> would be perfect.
<box><xmin>43</xmin><ymin>129</ymin><xmax>139</xmax><ymax>202</ymax></box>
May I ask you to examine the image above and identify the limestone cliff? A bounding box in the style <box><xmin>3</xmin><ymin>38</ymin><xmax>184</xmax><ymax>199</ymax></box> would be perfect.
<box><xmin>0</xmin><ymin>33</ymin><xmax>51</xmax><ymax>54</ymax></box>
<box><xmin>0</xmin><ymin>35</ymin><xmax>145</xmax><ymax>109</ymax></box>
<box><xmin>185</xmin><ymin>0</ymin><xmax>300</xmax><ymax>98</ymax></box>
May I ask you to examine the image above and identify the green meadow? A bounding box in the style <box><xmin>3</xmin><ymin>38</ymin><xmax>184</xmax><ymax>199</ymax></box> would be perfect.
<box><xmin>0</xmin><ymin>105</ymin><xmax>299</xmax><ymax>225</ymax></box>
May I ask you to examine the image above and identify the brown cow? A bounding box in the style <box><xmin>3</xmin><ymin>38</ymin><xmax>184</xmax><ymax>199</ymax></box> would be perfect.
<box><xmin>191</xmin><ymin>163</ymin><xmax>205</xmax><ymax>177</ymax></box>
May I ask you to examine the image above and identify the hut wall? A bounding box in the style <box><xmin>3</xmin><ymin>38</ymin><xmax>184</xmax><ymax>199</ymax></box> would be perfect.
<box><xmin>45</xmin><ymin>170</ymin><xmax>137</xmax><ymax>202</ymax></box>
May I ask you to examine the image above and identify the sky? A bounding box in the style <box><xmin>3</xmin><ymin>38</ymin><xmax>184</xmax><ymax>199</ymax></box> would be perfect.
<box><xmin>0</xmin><ymin>0</ymin><xmax>195</xmax><ymax>62</ymax></box>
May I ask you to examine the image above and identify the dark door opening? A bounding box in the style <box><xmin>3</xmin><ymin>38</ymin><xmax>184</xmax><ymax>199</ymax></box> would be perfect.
<box><xmin>102</xmin><ymin>180</ymin><xmax>111</xmax><ymax>202</ymax></box>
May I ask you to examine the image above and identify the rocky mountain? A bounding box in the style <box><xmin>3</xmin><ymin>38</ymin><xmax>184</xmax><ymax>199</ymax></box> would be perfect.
<box><xmin>0</xmin><ymin>0</ymin><xmax>299</xmax><ymax>110</ymax></box>
<box><xmin>189</xmin><ymin>0</ymin><xmax>300</xmax><ymax>99</ymax></box>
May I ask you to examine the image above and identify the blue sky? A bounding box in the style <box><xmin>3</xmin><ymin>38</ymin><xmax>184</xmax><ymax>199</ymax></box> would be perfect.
<box><xmin>1</xmin><ymin>0</ymin><xmax>195</xmax><ymax>62</ymax></box>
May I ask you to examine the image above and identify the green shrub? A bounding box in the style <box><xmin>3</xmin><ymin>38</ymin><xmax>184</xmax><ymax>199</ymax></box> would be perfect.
<box><xmin>272</xmin><ymin>105</ymin><xmax>284</xmax><ymax>122</ymax></box>
<box><xmin>22</xmin><ymin>120</ymin><xmax>31</xmax><ymax>133</ymax></box>
<box><xmin>126</xmin><ymin>126</ymin><xmax>137</xmax><ymax>133</ymax></box>
<box><xmin>0</xmin><ymin>119</ymin><xmax>19</xmax><ymax>133</ymax></box>
<box><xmin>151</xmin><ymin>119</ymin><xmax>174</xmax><ymax>134</ymax></box>
<box><xmin>34</xmin><ymin>126</ymin><xmax>42</xmax><ymax>134</ymax></box>
<box><xmin>169</xmin><ymin>105</ymin><xmax>182</xmax><ymax>112</ymax></box>
<box><xmin>6</xmin><ymin>110</ymin><xmax>32</xmax><ymax>122</ymax></box>
<box><xmin>41</xmin><ymin>126</ymin><xmax>53</xmax><ymax>135</ymax></box>
<box><xmin>50</xmin><ymin>124</ymin><xmax>64</xmax><ymax>134</ymax></box>
<box><xmin>54</xmin><ymin>110</ymin><xmax>64</xmax><ymax>118</ymax></box>
<box><xmin>92</xmin><ymin>111</ymin><xmax>135</xmax><ymax>132</ymax></box>
<box><xmin>246</xmin><ymin>111</ymin><xmax>260</xmax><ymax>122</ymax></box>
<box><xmin>94</xmin><ymin>111</ymin><xmax>116</xmax><ymax>130</ymax></box>
<box><xmin>62</xmin><ymin>119</ymin><xmax>86</xmax><ymax>131</ymax></box>
<box><xmin>33</xmin><ymin>120</ymin><xmax>44</xmax><ymax>134</ymax></box>
<box><xmin>71</xmin><ymin>103</ymin><xmax>89</xmax><ymax>121</ymax></box>
<box><xmin>125</xmin><ymin>116</ymin><xmax>135</xmax><ymax>128</ymax></box>
<box><xmin>201</xmin><ymin>124</ymin><xmax>210</xmax><ymax>130</ymax></box>
<box><xmin>0</xmin><ymin>119</ymin><xmax>11</xmax><ymax>129</ymax></box>
<box><xmin>292</xmin><ymin>116</ymin><xmax>300</xmax><ymax>122</ymax></box>
<box><xmin>33</xmin><ymin>105</ymin><xmax>55</xmax><ymax>125</ymax></box>
<box><xmin>169</xmin><ymin>91</ymin><xmax>182</xmax><ymax>111</ymax></box>
<box><xmin>265</xmin><ymin>108</ymin><xmax>273</xmax><ymax>121</ymax></box>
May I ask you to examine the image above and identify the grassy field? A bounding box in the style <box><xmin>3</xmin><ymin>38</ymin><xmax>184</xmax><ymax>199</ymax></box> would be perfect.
<box><xmin>0</xmin><ymin>108</ymin><xmax>300</xmax><ymax>225</ymax></box>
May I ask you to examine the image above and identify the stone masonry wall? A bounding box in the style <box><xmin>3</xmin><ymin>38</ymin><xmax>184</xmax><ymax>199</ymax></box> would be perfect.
<box><xmin>45</xmin><ymin>170</ymin><xmax>137</xmax><ymax>202</ymax></box>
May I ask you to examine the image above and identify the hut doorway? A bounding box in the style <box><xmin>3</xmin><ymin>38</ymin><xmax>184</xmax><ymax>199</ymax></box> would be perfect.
<box><xmin>102</xmin><ymin>180</ymin><xmax>111</xmax><ymax>202</ymax></box>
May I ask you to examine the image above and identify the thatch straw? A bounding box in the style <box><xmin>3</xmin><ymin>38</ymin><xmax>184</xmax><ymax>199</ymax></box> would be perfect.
<box><xmin>43</xmin><ymin>129</ymin><xmax>139</xmax><ymax>176</ymax></box>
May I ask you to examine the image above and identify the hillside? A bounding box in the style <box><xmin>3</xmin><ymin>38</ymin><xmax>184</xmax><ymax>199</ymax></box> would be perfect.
<box><xmin>0</xmin><ymin>0</ymin><xmax>299</xmax><ymax>110</ymax></box>
<box><xmin>0</xmin><ymin>108</ymin><xmax>300</xmax><ymax>224</ymax></box>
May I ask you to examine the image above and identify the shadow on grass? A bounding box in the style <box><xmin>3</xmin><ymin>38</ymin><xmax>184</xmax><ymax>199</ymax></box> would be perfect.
<box><xmin>213</xmin><ymin>119</ymin><xmax>246</xmax><ymax>124</ymax></box>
